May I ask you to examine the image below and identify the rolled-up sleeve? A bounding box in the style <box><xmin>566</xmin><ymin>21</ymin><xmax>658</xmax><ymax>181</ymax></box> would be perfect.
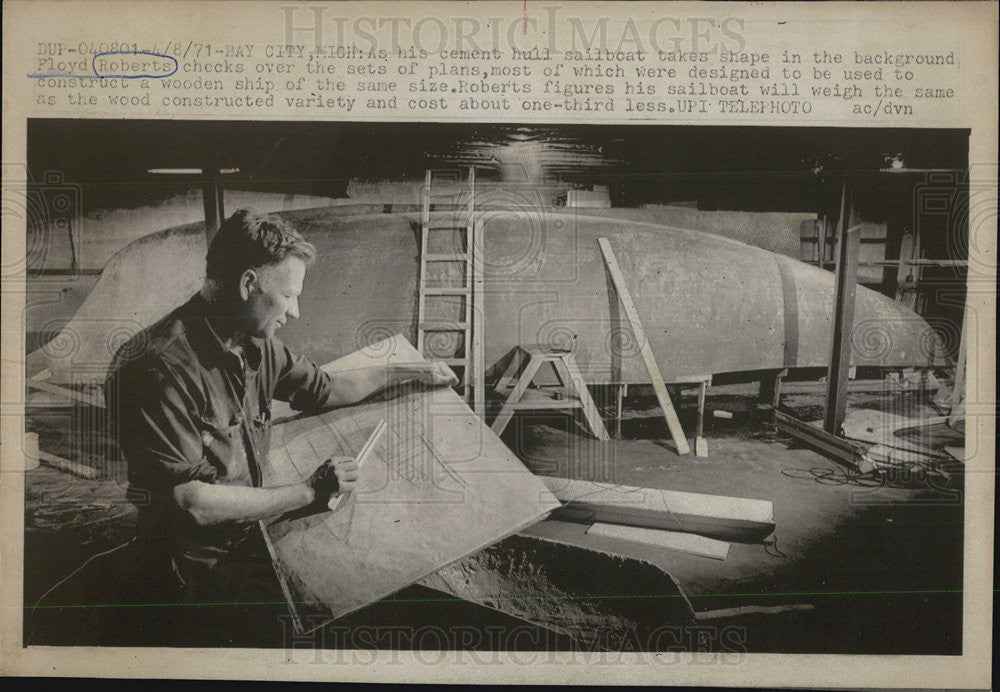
<box><xmin>272</xmin><ymin>340</ymin><xmax>338</xmax><ymax>411</ymax></box>
<box><xmin>111</xmin><ymin>364</ymin><xmax>219</xmax><ymax>495</ymax></box>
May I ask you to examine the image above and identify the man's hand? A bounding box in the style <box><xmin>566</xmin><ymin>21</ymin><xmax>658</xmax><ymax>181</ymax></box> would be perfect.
<box><xmin>306</xmin><ymin>456</ymin><xmax>358</xmax><ymax>505</ymax></box>
<box><xmin>409</xmin><ymin>362</ymin><xmax>460</xmax><ymax>387</ymax></box>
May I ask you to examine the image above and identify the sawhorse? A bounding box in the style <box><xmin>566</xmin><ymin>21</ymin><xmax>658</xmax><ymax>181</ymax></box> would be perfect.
<box><xmin>492</xmin><ymin>345</ymin><xmax>610</xmax><ymax>440</ymax></box>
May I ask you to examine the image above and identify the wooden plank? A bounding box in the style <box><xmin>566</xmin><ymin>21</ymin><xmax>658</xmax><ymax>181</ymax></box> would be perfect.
<box><xmin>259</xmin><ymin>334</ymin><xmax>561</xmax><ymax>634</ymax></box>
<box><xmin>540</xmin><ymin>476</ymin><xmax>774</xmax><ymax>543</ymax></box>
<box><xmin>471</xmin><ymin>217</ymin><xmax>485</xmax><ymax>418</ymax></box>
<box><xmin>773</xmin><ymin>409</ymin><xmax>864</xmax><ymax>471</ymax></box>
<box><xmin>495</xmin><ymin>348</ymin><xmax>524</xmax><ymax>391</ymax></box>
<box><xmin>416</xmin><ymin>179</ymin><xmax>430</xmax><ymax>354</ymax></box>
<box><xmin>598</xmin><ymin>237</ymin><xmax>691</xmax><ymax>455</ymax></box>
<box><xmin>614</xmin><ymin>384</ymin><xmax>626</xmax><ymax>439</ymax></box>
<box><xmin>586</xmin><ymin>523</ymin><xmax>730</xmax><ymax>560</ymax></box>
<box><xmin>694</xmin><ymin>379</ymin><xmax>708</xmax><ymax>457</ymax></box>
<box><xmin>505</xmin><ymin>400</ymin><xmax>584</xmax><ymax>411</ymax></box>
<box><xmin>37</xmin><ymin>450</ymin><xmax>100</xmax><ymax>480</ymax></box>
<box><xmin>694</xmin><ymin>604</ymin><xmax>814</xmax><ymax>621</ymax></box>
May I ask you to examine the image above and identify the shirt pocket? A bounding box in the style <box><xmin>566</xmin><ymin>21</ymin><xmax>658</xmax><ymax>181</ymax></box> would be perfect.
<box><xmin>250</xmin><ymin>401</ymin><xmax>272</xmax><ymax>463</ymax></box>
<box><xmin>196</xmin><ymin>413</ymin><xmax>245</xmax><ymax>480</ymax></box>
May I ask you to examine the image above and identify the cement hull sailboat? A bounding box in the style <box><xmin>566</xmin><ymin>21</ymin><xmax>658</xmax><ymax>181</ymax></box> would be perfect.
<box><xmin>27</xmin><ymin>206</ymin><xmax>943</xmax><ymax>385</ymax></box>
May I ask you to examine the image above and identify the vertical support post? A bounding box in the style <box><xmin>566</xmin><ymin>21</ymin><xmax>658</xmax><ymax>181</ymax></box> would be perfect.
<box><xmin>824</xmin><ymin>182</ymin><xmax>862</xmax><ymax>434</ymax></box>
<box><xmin>202</xmin><ymin>170</ymin><xmax>224</xmax><ymax>243</ymax></box>
<box><xmin>758</xmin><ymin>368</ymin><xmax>787</xmax><ymax>409</ymax></box>
<box><xmin>467</xmin><ymin>165</ymin><xmax>475</xmax><ymax>216</ymax></box>
<box><xmin>217</xmin><ymin>175</ymin><xmax>226</xmax><ymax>221</ymax></box>
<box><xmin>417</xmin><ymin>169</ymin><xmax>432</xmax><ymax>355</ymax></box>
<box><xmin>66</xmin><ymin>218</ymin><xmax>79</xmax><ymax>272</ymax></box>
<box><xmin>472</xmin><ymin>218</ymin><xmax>485</xmax><ymax>418</ymax></box>
<box><xmin>947</xmin><ymin>296</ymin><xmax>969</xmax><ymax>427</ymax></box>
<box><xmin>614</xmin><ymin>384</ymin><xmax>627</xmax><ymax>439</ymax></box>
<box><xmin>693</xmin><ymin>379</ymin><xmax>708</xmax><ymax>457</ymax></box>
<box><xmin>817</xmin><ymin>215</ymin><xmax>826</xmax><ymax>270</ymax></box>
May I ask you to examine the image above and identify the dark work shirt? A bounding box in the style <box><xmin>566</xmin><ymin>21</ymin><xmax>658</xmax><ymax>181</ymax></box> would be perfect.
<box><xmin>105</xmin><ymin>293</ymin><xmax>338</xmax><ymax>600</ymax></box>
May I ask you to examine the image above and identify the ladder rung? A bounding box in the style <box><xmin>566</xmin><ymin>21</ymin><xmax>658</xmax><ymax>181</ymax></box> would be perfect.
<box><xmin>507</xmin><ymin>400</ymin><xmax>584</xmax><ymax>410</ymax></box>
<box><xmin>423</xmin><ymin>253</ymin><xmax>470</xmax><ymax>262</ymax></box>
<box><xmin>506</xmin><ymin>400</ymin><xmax>584</xmax><ymax>410</ymax></box>
<box><xmin>423</xmin><ymin>287</ymin><xmax>471</xmax><ymax>295</ymax></box>
<box><xmin>496</xmin><ymin>388</ymin><xmax>584</xmax><ymax>408</ymax></box>
<box><xmin>419</xmin><ymin>321</ymin><xmax>470</xmax><ymax>331</ymax></box>
<box><xmin>424</xmin><ymin>224</ymin><xmax>469</xmax><ymax>231</ymax></box>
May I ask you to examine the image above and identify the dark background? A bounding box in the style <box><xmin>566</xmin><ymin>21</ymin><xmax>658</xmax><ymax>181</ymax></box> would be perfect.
<box><xmin>27</xmin><ymin>120</ymin><xmax>969</xmax><ymax>213</ymax></box>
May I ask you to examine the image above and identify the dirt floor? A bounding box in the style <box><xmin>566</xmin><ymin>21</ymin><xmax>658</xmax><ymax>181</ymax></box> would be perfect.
<box><xmin>21</xmin><ymin>383</ymin><xmax>964</xmax><ymax>653</ymax></box>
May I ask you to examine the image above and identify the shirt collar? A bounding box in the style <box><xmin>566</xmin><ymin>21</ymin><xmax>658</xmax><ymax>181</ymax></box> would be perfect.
<box><xmin>184</xmin><ymin>293</ymin><xmax>263</xmax><ymax>371</ymax></box>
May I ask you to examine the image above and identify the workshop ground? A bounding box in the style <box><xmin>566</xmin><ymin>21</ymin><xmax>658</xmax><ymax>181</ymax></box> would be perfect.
<box><xmin>23</xmin><ymin>384</ymin><xmax>963</xmax><ymax>654</ymax></box>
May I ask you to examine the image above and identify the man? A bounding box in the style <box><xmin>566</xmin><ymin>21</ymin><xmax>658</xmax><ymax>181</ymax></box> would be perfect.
<box><xmin>105</xmin><ymin>209</ymin><xmax>456</xmax><ymax>640</ymax></box>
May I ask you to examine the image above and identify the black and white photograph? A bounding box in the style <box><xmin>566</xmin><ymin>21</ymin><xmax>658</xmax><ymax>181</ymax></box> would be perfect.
<box><xmin>19</xmin><ymin>119</ymin><xmax>973</xmax><ymax>655</ymax></box>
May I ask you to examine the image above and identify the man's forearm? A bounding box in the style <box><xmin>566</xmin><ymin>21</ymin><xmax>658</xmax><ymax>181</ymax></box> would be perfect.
<box><xmin>174</xmin><ymin>480</ymin><xmax>314</xmax><ymax>526</ymax></box>
<box><xmin>324</xmin><ymin>364</ymin><xmax>437</xmax><ymax>407</ymax></box>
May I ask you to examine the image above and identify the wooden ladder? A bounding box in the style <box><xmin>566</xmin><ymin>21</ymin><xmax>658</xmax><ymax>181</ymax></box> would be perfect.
<box><xmin>417</xmin><ymin>167</ymin><xmax>483</xmax><ymax>412</ymax></box>
<box><xmin>491</xmin><ymin>345</ymin><xmax>610</xmax><ymax>440</ymax></box>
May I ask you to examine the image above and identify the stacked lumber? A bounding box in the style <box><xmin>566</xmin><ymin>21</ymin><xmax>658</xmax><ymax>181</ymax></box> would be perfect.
<box><xmin>536</xmin><ymin>476</ymin><xmax>775</xmax><ymax>559</ymax></box>
<box><xmin>586</xmin><ymin>523</ymin><xmax>731</xmax><ymax>561</ymax></box>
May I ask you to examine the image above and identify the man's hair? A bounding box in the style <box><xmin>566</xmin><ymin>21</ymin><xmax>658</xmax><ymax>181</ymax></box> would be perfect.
<box><xmin>206</xmin><ymin>208</ymin><xmax>316</xmax><ymax>286</ymax></box>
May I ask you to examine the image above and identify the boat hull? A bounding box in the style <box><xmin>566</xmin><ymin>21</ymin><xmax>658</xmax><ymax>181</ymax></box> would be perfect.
<box><xmin>27</xmin><ymin>206</ymin><xmax>944</xmax><ymax>385</ymax></box>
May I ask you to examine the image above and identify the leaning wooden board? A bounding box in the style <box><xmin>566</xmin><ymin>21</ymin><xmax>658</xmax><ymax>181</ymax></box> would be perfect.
<box><xmin>259</xmin><ymin>334</ymin><xmax>561</xmax><ymax>634</ymax></box>
<box><xmin>539</xmin><ymin>476</ymin><xmax>774</xmax><ymax>543</ymax></box>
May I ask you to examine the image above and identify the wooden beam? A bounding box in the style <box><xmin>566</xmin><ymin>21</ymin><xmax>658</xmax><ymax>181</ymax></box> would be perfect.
<box><xmin>694</xmin><ymin>604</ymin><xmax>814</xmax><ymax>621</ymax></box>
<box><xmin>540</xmin><ymin>476</ymin><xmax>774</xmax><ymax>543</ymax></box>
<box><xmin>824</xmin><ymin>183</ymin><xmax>862</xmax><ymax>434</ymax></box>
<box><xmin>773</xmin><ymin>409</ymin><xmax>865</xmax><ymax>471</ymax></box>
<box><xmin>202</xmin><ymin>172</ymin><xmax>223</xmax><ymax>242</ymax></box>
<box><xmin>586</xmin><ymin>523</ymin><xmax>730</xmax><ymax>560</ymax></box>
<box><xmin>598</xmin><ymin>238</ymin><xmax>690</xmax><ymax>455</ymax></box>
<box><xmin>490</xmin><ymin>353</ymin><xmax>544</xmax><ymax>435</ymax></box>
<box><xmin>694</xmin><ymin>378</ymin><xmax>708</xmax><ymax>457</ymax></box>
<box><xmin>37</xmin><ymin>450</ymin><xmax>100</xmax><ymax>479</ymax></box>
<box><xmin>471</xmin><ymin>216</ymin><xmax>485</xmax><ymax>418</ymax></box>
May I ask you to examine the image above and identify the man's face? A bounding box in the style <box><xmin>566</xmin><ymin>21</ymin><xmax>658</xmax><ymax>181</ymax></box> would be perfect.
<box><xmin>240</xmin><ymin>256</ymin><xmax>306</xmax><ymax>339</ymax></box>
